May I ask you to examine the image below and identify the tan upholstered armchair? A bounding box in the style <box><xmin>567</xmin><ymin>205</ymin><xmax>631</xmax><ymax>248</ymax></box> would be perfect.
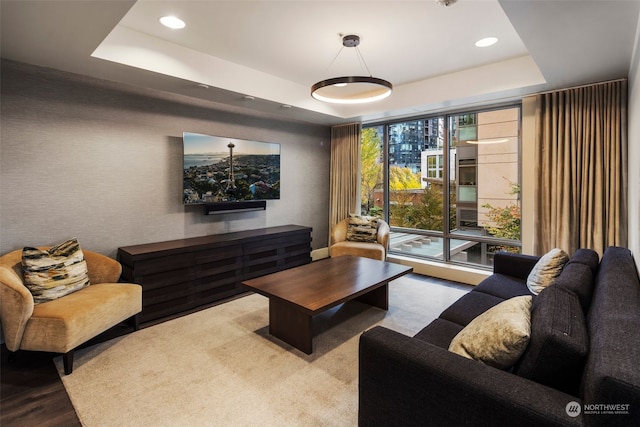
<box><xmin>330</xmin><ymin>218</ymin><xmax>390</xmax><ymax>261</ymax></box>
<box><xmin>0</xmin><ymin>249</ymin><xmax>142</xmax><ymax>374</ymax></box>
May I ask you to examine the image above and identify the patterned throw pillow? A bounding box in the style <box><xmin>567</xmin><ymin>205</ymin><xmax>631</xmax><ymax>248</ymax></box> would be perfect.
<box><xmin>448</xmin><ymin>295</ymin><xmax>532</xmax><ymax>370</ymax></box>
<box><xmin>526</xmin><ymin>248</ymin><xmax>570</xmax><ymax>295</ymax></box>
<box><xmin>346</xmin><ymin>215</ymin><xmax>379</xmax><ymax>243</ymax></box>
<box><xmin>22</xmin><ymin>238</ymin><xmax>90</xmax><ymax>304</ymax></box>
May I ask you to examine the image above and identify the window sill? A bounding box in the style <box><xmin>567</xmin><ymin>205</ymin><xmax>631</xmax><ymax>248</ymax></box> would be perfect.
<box><xmin>387</xmin><ymin>254</ymin><xmax>490</xmax><ymax>286</ymax></box>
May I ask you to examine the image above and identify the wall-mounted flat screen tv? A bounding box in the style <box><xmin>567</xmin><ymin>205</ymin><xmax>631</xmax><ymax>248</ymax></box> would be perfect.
<box><xmin>183</xmin><ymin>132</ymin><xmax>280</xmax><ymax>204</ymax></box>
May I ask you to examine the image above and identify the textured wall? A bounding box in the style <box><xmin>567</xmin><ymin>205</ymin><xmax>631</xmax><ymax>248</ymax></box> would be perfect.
<box><xmin>0</xmin><ymin>60</ymin><xmax>331</xmax><ymax>257</ymax></box>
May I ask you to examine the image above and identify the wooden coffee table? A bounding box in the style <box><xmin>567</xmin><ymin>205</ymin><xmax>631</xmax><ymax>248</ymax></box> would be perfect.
<box><xmin>242</xmin><ymin>255</ymin><xmax>412</xmax><ymax>354</ymax></box>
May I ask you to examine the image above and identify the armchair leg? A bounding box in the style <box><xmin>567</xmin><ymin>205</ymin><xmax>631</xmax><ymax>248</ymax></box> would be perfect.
<box><xmin>130</xmin><ymin>314</ymin><xmax>140</xmax><ymax>331</ymax></box>
<box><xmin>63</xmin><ymin>350</ymin><xmax>74</xmax><ymax>375</ymax></box>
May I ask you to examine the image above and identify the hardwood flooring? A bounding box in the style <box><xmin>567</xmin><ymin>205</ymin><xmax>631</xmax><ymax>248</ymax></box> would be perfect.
<box><xmin>1</xmin><ymin>348</ymin><xmax>81</xmax><ymax>427</ymax></box>
<box><xmin>0</xmin><ymin>322</ymin><xmax>134</xmax><ymax>427</ymax></box>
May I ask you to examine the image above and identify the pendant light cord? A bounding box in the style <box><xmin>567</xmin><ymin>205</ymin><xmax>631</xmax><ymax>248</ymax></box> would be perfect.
<box><xmin>325</xmin><ymin>47</ymin><xmax>345</xmax><ymax>72</ymax></box>
<box><xmin>323</xmin><ymin>44</ymin><xmax>373</xmax><ymax>77</ymax></box>
<box><xmin>354</xmin><ymin>46</ymin><xmax>373</xmax><ymax>78</ymax></box>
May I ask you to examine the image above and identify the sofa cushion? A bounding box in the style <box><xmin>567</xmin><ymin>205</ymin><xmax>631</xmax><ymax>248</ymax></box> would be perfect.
<box><xmin>346</xmin><ymin>214</ymin><xmax>378</xmax><ymax>243</ymax></box>
<box><xmin>473</xmin><ymin>273</ymin><xmax>533</xmax><ymax>300</ymax></box>
<box><xmin>21</xmin><ymin>283</ymin><xmax>142</xmax><ymax>353</ymax></box>
<box><xmin>515</xmin><ymin>286</ymin><xmax>588</xmax><ymax>396</ymax></box>
<box><xmin>21</xmin><ymin>238</ymin><xmax>90</xmax><ymax>304</ymax></box>
<box><xmin>439</xmin><ymin>291</ymin><xmax>506</xmax><ymax>326</ymax></box>
<box><xmin>526</xmin><ymin>248</ymin><xmax>569</xmax><ymax>295</ymax></box>
<box><xmin>566</xmin><ymin>248</ymin><xmax>599</xmax><ymax>275</ymax></box>
<box><xmin>553</xmin><ymin>262</ymin><xmax>595</xmax><ymax>313</ymax></box>
<box><xmin>329</xmin><ymin>241</ymin><xmax>385</xmax><ymax>261</ymax></box>
<box><xmin>413</xmin><ymin>318</ymin><xmax>464</xmax><ymax>349</ymax></box>
<box><xmin>448</xmin><ymin>295</ymin><xmax>532</xmax><ymax>370</ymax></box>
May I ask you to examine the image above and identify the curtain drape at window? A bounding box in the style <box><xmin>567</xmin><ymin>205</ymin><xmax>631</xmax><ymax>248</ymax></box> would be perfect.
<box><xmin>329</xmin><ymin>123</ymin><xmax>361</xmax><ymax>230</ymax></box>
<box><xmin>534</xmin><ymin>80</ymin><xmax>628</xmax><ymax>255</ymax></box>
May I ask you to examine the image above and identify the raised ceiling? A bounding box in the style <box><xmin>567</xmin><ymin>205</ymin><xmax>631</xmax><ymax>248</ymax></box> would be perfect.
<box><xmin>2</xmin><ymin>1</ymin><xmax>639</xmax><ymax>125</ymax></box>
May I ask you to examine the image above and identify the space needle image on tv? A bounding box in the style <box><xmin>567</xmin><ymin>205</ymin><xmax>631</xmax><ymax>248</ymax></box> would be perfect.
<box><xmin>183</xmin><ymin>132</ymin><xmax>280</xmax><ymax>204</ymax></box>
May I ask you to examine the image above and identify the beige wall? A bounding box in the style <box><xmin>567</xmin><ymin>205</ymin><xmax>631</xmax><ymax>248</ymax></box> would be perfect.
<box><xmin>476</xmin><ymin>108</ymin><xmax>520</xmax><ymax>227</ymax></box>
<box><xmin>0</xmin><ymin>60</ymin><xmax>332</xmax><ymax>258</ymax></box>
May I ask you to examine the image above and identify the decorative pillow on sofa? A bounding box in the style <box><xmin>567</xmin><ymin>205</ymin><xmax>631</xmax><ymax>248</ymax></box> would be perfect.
<box><xmin>526</xmin><ymin>248</ymin><xmax>569</xmax><ymax>295</ymax></box>
<box><xmin>448</xmin><ymin>295</ymin><xmax>532</xmax><ymax>370</ymax></box>
<box><xmin>22</xmin><ymin>238</ymin><xmax>90</xmax><ymax>304</ymax></box>
<box><xmin>346</xmin><ymin>214</ymin><xmax>379</xmax><ymax>243</ymax></box>
<box><xmin>515</xmin><ymin>286</ymin><xmax>588</xmax><ymax>396</ymax></box>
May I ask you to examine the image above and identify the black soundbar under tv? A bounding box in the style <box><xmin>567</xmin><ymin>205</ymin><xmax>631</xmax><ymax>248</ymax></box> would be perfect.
<box><xmin>203</xmin><ymin>200</ymin><xmax>266</xmax><ymax>215</ymax></box>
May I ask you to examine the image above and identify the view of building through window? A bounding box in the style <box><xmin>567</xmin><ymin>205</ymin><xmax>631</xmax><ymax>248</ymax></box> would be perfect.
<box><xmin>361</xmin><ymin>105</ymin><xmax>521</xmax><ymax>268</ymax></box>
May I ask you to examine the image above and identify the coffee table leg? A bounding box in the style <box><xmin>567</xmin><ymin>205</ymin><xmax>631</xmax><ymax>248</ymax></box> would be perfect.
<box><xmin>355</xmin><ymin>283</ymin><xmax>389</xmax><ymax>310</ymax></box>
<box><xmin>269</xmin><ymin>298</ymin><xmax>313</xmax><ymax>354</ymax></box>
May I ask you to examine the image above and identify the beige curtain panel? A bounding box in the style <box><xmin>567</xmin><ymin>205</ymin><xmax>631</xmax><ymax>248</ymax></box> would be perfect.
<box><xmin>534</xmin><ymin>80</ymin><xmax>628</xmax><ymax>256</ymax></box>
<box><xmin>329</xmin><ymin>123</ymin><xmax>361</xmax><ymax>230</ymax></box>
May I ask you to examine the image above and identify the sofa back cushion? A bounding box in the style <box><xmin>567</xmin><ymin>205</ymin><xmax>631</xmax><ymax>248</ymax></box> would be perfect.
<box><xmin>492</xmin><ymin>252</ymin><xmax>540</xmax><ymax>281</ymax></box>
<box><xmin>581</xmin><ymin>247</ymin><xmax>640</xmax><ymax>427</ymax></box>
<box><xmin>515</xmin><ymin>286</ymin><xmax>588</xmax><ymax>396</ymax></box>
<box><xmin>566</xmin><ymin>248</ymin><xmax>599</xmax><ymax>275</ymax></box>
<box><xmin>553</xmin><ymin>262</ymin><xmax>595</xmax><ymax>313</ymax></box>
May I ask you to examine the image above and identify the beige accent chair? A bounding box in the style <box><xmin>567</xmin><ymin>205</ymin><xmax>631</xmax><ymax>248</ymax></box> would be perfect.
<box><xmin>0</xmin><ymin>249</ymin><xmax>142</xmax><ymax>374</ymax></box>
<box><xmin>330</xmin><ymin>218</ymin><xmax>390</xmax><ymax>261</ymax></box>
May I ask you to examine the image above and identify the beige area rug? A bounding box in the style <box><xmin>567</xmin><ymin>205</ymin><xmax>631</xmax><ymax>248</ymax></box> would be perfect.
<box><xmin>55</xmin><ymin>274</ymin><xmax>469</xmax><ymax>427</ymax></box>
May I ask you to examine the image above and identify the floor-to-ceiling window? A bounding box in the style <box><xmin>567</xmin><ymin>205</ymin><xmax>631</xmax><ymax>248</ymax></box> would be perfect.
<box><xmin>361</xmin><ymin>105</ymin><xmax>521</xmax><ymax>269</ymax></box>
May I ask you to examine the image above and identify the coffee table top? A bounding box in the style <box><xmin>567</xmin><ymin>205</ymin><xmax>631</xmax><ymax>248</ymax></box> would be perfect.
<box><xmin>242</xmin><ymin>255</ymin><xmax>412</xmax><ymax>314</ymax></box>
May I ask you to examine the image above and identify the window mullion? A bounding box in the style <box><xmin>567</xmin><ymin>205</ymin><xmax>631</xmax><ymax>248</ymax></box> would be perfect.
<box><xmin>383</xmin><ymin>124</ymin><xmax>390</xmax><ymax>225</ymax></box>
<box><xmin>442</xmin><ymin>114</ymin><xmax>451</xmax><ymax>262</ymax></box>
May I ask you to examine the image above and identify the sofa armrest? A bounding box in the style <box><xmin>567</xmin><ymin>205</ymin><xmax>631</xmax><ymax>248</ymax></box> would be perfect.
<box><xmin>359</xmin><ymin>326</ymin><xmax>582</xmax><ymax>427</ymax></box>
<box><xmin>493</xmin><ymin>252</ymin><xmax>540</xmax><ymax>280</ymax></box>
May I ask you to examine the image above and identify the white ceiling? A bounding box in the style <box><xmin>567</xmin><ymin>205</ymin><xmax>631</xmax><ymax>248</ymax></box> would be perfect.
<box><xmin>2</xmin><ymin>1</ymin><xmax>639</xmax><ymax>126</ymax></box>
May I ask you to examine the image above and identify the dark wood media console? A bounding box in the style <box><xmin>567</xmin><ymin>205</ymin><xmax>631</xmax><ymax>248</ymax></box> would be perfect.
<box><xmin>117</xmin><ymin>225</ymin><xmax>312</xmax><ymax>325</ymax></box>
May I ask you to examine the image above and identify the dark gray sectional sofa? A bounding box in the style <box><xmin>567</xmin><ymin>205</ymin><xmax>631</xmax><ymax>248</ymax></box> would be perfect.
<box><xmin>359</xmin><ymin>246</ymin><xmax>640</xmax><ymax>427</ymax></box>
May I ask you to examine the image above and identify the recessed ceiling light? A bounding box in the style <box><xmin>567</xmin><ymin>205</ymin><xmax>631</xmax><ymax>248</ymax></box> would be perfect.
<box><xmin>475</xmin><ymin>37</ymin><xmax>498</xmax><ymax>48</ymax></box>
<box><xmin>159</xmin><ymin>16</ymin><xmax>186</xmax><ymax>29</ymax></box>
